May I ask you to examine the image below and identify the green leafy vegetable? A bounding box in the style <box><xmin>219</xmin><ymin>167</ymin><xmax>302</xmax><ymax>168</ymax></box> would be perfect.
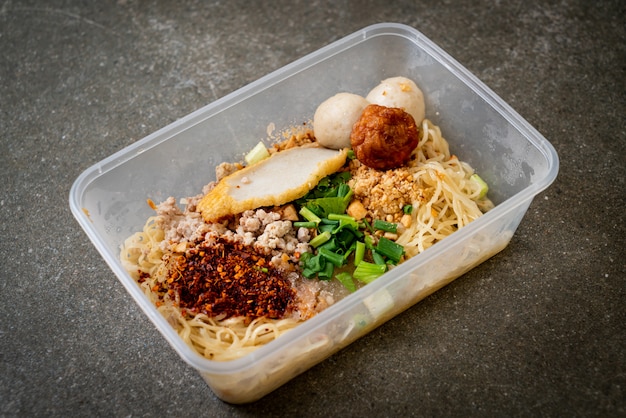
<box><xmin>305</xmin><ymin>196</ymin><xmax>351</xmax><ymax>218</ymax></box>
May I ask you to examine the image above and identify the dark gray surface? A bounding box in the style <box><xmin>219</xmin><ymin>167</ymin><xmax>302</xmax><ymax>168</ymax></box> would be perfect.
<box><xmin>1</xmin><ymin>1</ymin><xmax>624</xmax><ymax>416</ymax></box>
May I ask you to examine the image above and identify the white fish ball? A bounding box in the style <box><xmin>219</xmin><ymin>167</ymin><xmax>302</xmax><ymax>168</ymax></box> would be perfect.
<box><xmin>313</xmin><ymin>93</ymin><xmax>370</xmax><ymax>150</ymax></box>
<box><xmin>365</xmin><ymin>76</ymin><xmax>425</xmax><ymax>124</ymax></box>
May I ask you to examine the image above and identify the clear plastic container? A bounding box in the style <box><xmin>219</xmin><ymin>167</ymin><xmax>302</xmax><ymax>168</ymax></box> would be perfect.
<box><xmin>69</xmin><ymin>23</ymin><xmax>558</xmax><ymax>403</ymax></box>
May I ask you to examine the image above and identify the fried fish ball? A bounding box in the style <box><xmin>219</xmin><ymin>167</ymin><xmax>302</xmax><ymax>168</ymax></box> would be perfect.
<box><xmin>313</xmin><ymin>92</ymin><xmax>370</xmax><ymax>150</ymax></box>
<box><xmin>350</xmin><ymin>104</ymin><xmax>419</xmax><ymax>170</ymax></box>
<box><xmin>366</xmin><ymin>76</ymin><xmax>425</xmax><ymax>125</ymax></box>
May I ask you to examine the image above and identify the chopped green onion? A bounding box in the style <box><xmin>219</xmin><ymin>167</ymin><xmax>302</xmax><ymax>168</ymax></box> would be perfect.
<box><xmin>364</xmin><ymin>234</ymin><xmax>375</xmax><ymax>250</ymax></box>
<box><xmin>319</xmin><ymin>238</ymin><xmax>338</xmax><ymax>252</ymax></box>
<box><xmin>361</xmin><ymin>218</ymin><xmax>375</xmax><ymax>234</ymax></box>
<box><xmin>317</xmin><ymin>260</ymin><xmax>334</xmax><ymax>279</ymax></box>
<box><xmin>353</xmin><ymin>261</ymin><xmax>387</xmax><ymax>283</ymax></box>
<box><xmin>328</xmin><ymin>213</ymin><xmax>359</xmax><ymax>232</ymax></box>
<box><xmin>335</xmin><ymin>272</ymin><xmax>356</xmax><ymax>292</ymax></box>
<box><xmin>470</xmin><ymin>174</ymin><xmax>489</xmax><ymax>199</ymax></box>
<box><xmin>293</xmin><ymin>221</ymin><xmax>317</xmax><ymax>229</ymax></box>
<box><xmin>372</xmin><ymin>251</ymin><xmax>386</xmax><ymax>266</ymax></box>
<box><xmin>354</xmin><ymin>241</ymin><xmax>365</xmax><ymax>266</ymax></box>
<box><xmin>328</xmin><ymin>213</ymin><xmax>356</xmax><ymax>223</ymax></box>
<box><xmin>336</xmin><ymin>183</ymin><xmax>351</xmax><ymax>198</ymax></box>
<box><xmin>375</xmin><ymin>237</ymin><xmax>404</xmax><ymax>264</ymax></box>
<box><xmin>318</xmin><ymin>223</ymin><xmax>336</xmax><ymax>234</ymax></box>
<box><xmin>301</xmin><ymin>252</ymin><xmax>333</xmax><ymax>279</ymax></box>
<box><xmin>300</xmin><ymin>251</ymin><xmax>312</xmax><ymax>263</ymax></box>
<box><xmin>342</xmin><ymin>244</ymin><xmax>355</xmax><ymax>262</ymax></box>
<box><xmin>333</xmin><ymin>229</ymin><xmax>355</xmax><ymax>251</ymax></box>
<box><xmin>343</xmin><ymin>187</ymin><xmax>354</xmax><ymax>202</ymax></box>
<box><xmin>350</xmin><ymin>228</ymin><xmax>364</xmax><ymax>239</ymax></box>
<box><xmin>244</xmin><ymin>141</ymin><xmax>270</xmax><ymax>165</ymax></box>
<box><xmin>373</xmin><ymin>219</ymin><xmax>398</xmax><ymax>233</ymax></box>
<box><xmin>301</xmin><ymin>251</ymin><xmax>322</xmax><ymax>270</ymax></box>
<box><xmin>309</xmin><ymin>231</ymin><xmax>331</xmax><ymax>248</ymax></box>
<box><xmin>319</xmin><ymin>247</ymin><xmax>344</xmax><ymax>267</ymax></box>
<box><xmin>300</xmin><ymin>206</ymin><xmax>321</xmax><ymax>224</ymax></box>
<box><xmin>403</xmin><ymin>204</ymin><xmax>413</xmax><ymax>214</ymax></box>
<box><xmin>302</xmin><ymin>260</ymin><xmax>322</xmax><ymax>277</ymax></box>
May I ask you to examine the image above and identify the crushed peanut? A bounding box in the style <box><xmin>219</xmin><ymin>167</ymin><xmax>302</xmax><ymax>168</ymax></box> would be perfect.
<box><xmin>348</xmin><ymin>159</ymin><xmax>428</xmax><ymax>222</ymax></box>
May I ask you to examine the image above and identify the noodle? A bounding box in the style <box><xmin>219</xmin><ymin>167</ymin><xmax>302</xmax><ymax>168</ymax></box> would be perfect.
<box><xmin>396</xmin><ymin>120</ymin><xmax>492</xmax><ymax>256</ymax></box>
<box><xmin>120</xmin><ymin>118</ymin><xmax>492</xmax><ymax>362</ymax></box>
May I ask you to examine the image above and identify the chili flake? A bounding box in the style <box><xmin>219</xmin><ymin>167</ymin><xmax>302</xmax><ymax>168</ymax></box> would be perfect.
<box><xmin>166</xmin><ymin>239</ymin><xmax>296</xmax><ymax>319</ymax></box>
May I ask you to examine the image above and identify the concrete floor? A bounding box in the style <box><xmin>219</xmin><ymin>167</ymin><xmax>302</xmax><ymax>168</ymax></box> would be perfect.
<box><xmin>1</xmin><ymin>0</ymin><xmax>624</xmax><ymax>416</ymax></box>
